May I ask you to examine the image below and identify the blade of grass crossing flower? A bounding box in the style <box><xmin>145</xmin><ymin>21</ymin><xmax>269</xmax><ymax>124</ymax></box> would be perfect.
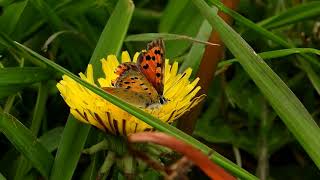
<box><xmin>0</xmin><ymin>112</ymin><xmax>54</xmax><ymax>178</ymax></box>
<box><xmin>192</xmin><ymin>0</ymin><xmax>320</xmax><ymax>169</ymax></box>
<box><xmin>49</xmin><ymin>0</ymin><xmax>134</xmax><ymax>180</ymax></box>
<box><xmin>13</xmin><ymin>40</ymin><xmax>259</xmax><ymax>180</ymax></box>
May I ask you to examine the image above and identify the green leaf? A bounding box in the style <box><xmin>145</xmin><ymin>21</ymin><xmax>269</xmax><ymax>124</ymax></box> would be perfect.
<box><xmin>49</xmin><ymin>0</ymin><xmax>134</xmax><ymax>179</ymax></box>
<box><xmin>193</xmin><ymin>0</ymin><xmax>320</xmax><ymax>170</ymax></box>
<box><xmin>0</xmin><ymin>112</ymin><xmax>54</xmax><ymax>178</ymax></box>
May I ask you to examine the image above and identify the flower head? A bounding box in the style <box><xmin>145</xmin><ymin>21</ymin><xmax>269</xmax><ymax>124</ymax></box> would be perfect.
<box><xmin>57</xmin><ymin>51</ymin><xmax>205</xmax><ymax>136</ymax></box>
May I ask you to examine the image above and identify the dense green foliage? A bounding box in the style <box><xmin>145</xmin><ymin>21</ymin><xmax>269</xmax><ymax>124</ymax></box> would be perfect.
<box><xmin>0</xmin><ymin>0</ymin><xmax>319</xmax><ymax>179</ymax></box>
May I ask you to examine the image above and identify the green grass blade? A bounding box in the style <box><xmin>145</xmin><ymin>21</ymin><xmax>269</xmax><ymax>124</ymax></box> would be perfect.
<box><xmin>0</xmin><ymin>172</ymin><xmax>6</xmax><ymax>180</ymax></box>
<box><xmin>12</xmin><ymin>36</ymin><xmax>258</xmax><ymax>179</ymax></box>
<box><xmin>14</xmin><ymin>82</ymin><xmax>49</xmax><ymax>180</ymax></box>
<box><xmin>89</xmin><ymin>0</ymin><xmax>134</xmax><ymax>78</ymax></box>
<box><xmin>179</xmin><ymin>20</ymin><xmax>212</xmax><ymax>75</ymax></box>
<box><xmin>125</xmin><ymin>33</ymin><xmax>217</xmax><ymax>46</ymax></box>
<box><xmin>39</xmin><ymin>127</ymin><xmax>64</xmax><ymax>152</ymax></box>
<box><xmin>0</xmin><ymin>112</ymin><xmax>54</xmax><ymax>178</ymax></box>
<box><xmin>0</xmin><ymin>0</ymin><xmax>28</xmax><ymax>35</ymax></box>
<box><xmin>208</xmin><ymin>0</ymin><xmax>290</xmax><ymax>47</ymax></box>
<box><xmin>159</xmin><ymin>0</ymin><xmax>189</xmax><ymax>32</ymax></box>
<box><xmin>0</xmin><ymin>67</ymin><xmax>53</xmax><ymax>85</ymax></box>
<box><xmin>0</xmin><ymin>85</ymin><xmax>28</xmax><ymax>98</ymax></box>
<box><xmin>298</xmin><ymin>57</ymin><xmax>320</xmax><ymax>95</ymax></box>
<box><xmin>49</xmin><ymin>0</ymin><xmax>134</xmax><ymax>179</ymax></box>
<box><xmin>0</xmin><ymin>67</ymin><xmax>53</xmax><ymax>98</ymax></box>
<box><xmin>50</xmin><ymin>116</ymin><xmax>91</xmax><ymax>180</ymax></box>
<box><xmin>15</xmin><ymin>127</ymin><xmax>64</xmax><ymax>179</ymax></box>
<box><xmin>192</xmin><ymin>0</ymin><xmax>320</xmax><ymax>170</ymax></box>
<box><xmin>258</xmin><ymin>2</ymin><xmax>320</xmax><ymax>29</ymax></box>
<box><xmin>218</xmin><ymin>48</ymin><xmax>320</xmax><ymax>67</ymax></box>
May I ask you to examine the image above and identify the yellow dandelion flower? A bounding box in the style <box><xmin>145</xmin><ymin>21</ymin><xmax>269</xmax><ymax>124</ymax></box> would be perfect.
<box><xmin>57</xmin><ymin>51</ymin><xmax>205</xmax><ymax>136</ymax></box>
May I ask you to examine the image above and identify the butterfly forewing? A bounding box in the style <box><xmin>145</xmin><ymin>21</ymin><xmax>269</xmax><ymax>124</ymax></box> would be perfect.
<box><xmin>137</xmin><ymin>39</ymin><xmax>165</xmax><ymax>95</ymax></box>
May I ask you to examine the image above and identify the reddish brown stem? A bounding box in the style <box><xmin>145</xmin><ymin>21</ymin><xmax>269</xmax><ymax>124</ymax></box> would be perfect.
<box><xmin>129</xmin><ymin>132</ymin><xmax>236</xmax><ymax>180</ymax></box>
<box><xmin>177</xmin><ymin>0</ymin><xmax>240</xmax><ymax>134</ymax></box>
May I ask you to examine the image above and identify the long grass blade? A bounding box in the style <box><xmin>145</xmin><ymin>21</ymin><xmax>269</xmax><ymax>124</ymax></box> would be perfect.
<box><xmin>125</xmin><ymin>33</ymin><xmax>218</xmax><ymax>46</ymax></box>
<box><xmin>218</xmin><ymin>48</ymin><xmax>320</xmax><ymax>67</ymax></box>
<box><xmin>0</xmin><ymin>112</ymin><xmax>54</xmax><ymax>178</ymax></box>
<box><xmin>257</xmin><ymin>2</ymin><xmax>320</xmax><ymax>29</ymax></box>
<box><xmin>192</xmin><ymin>0</ymin><xmax>320</xmax><ymax>169</ymax></box>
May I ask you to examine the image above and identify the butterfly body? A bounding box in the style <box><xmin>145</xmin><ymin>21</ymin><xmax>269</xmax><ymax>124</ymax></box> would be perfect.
<box><xmin>104</xmin><ymin>39</ymin><xmax>165</xmax><ymax>108</ymax></box>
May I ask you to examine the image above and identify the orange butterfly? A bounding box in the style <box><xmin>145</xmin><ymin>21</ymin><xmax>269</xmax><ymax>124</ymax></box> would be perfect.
<box><xmin>103</xmin><ymin>39</ymin><xmax>166</xmax><ymax>108</ymax></box>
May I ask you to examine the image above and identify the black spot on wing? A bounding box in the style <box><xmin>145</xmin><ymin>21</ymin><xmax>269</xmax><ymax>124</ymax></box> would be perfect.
<box><xmin>156</xmin><ymin>73</ymin><xmax>161</xmax><ymax>77</ymax></box>
<box><xmin>143</xmin><ymin>64</ymin><xmax>149</xmax><ymax>69</ymax></box>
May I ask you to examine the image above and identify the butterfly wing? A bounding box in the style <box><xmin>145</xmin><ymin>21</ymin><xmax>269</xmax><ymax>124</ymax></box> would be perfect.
<box><xmin>103</xmin><ymin>87</ymin><xmax>153</xmax><ymax>108</ymax></box>
<box><xmin>106</xmin><ymin>63</ymin><xmax>160</xmax><ymax>107</ymax></box>
<box><xmin>137</xmin><ymin>39</ymin><xmax>165</xmax><ymax>95</ymax></box>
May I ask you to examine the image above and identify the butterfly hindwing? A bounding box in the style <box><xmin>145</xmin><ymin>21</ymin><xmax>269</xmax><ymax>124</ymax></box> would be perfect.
<box><xmin>103</xmin><ymin>87</ymin><xmax>153</xmax><ymax>108</ymax></box>
<box><xmin>137</xmin><ymin>39</ymin><xmax>165</xmax><ymax>95</ymax></box>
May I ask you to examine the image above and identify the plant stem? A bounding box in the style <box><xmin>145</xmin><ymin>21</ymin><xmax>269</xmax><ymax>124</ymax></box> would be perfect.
<box><xmin>98</xmin><ymin>151</ymin><xmax>116</xmax><ymax>180</ymax></box>
<box><xmin>256</xmin><ymin>101</ymin><xmax>269</xmax><ymax>180</ymax></box>
<box><xmin>232</xmin><ymin>146</ymin><xmax>242</xmax><ymax>168</ymax></box>
<box><xmin>3</xmin><ymin>95</ymin><xmax>15</xmax><ymax>113</ymax></box>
